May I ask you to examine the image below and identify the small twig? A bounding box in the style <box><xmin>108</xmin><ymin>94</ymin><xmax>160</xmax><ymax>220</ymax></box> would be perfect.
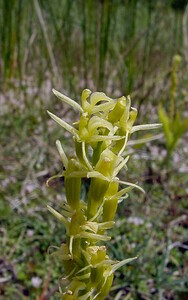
<box><xmin>42</xmin><ymin>284</ymin><xmax>59</xmax><ymax>300</ymax></box>
<box><xmin>169</xmin><ymin>214</ymin><xmax>187</xmax><ymax>228</ymax></box>
<box><xmin>39</xmin><ymin>258</ymin><xmax>54</xmax><ymax>300</ymax></box>
<box><xmin>0</xmin><ymin>227</ymin><xmax>7</xmax><ymax>257</ymax></box>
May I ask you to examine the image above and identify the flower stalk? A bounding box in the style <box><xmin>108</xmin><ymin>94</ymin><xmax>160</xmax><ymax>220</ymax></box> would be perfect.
<box><xmin>47</xmin><ymin>89</ymin><xmax>161</xmax><ymax>299</ymax></box>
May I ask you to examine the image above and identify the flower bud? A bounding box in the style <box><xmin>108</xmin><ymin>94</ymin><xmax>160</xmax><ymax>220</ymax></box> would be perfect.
<box><xmin>102</xmin><ymin>182</ymin><xmax>119</xmax><ymax>222</ymax></box>
<box><xmin>88</xmin><ymin>246</ymin><xmax>107</xmax><ymax>266</ymax></box>
<box><xmin>87</xmin><ymin>178</ymin><xmax>109</xmax><ymax>219</ymax></box>
<box><xmin>81</xmin><ymin>89</ymin><xmax>91</xmax><ymax>112</ymax></box>
<box><xmin>87</xmin><ymin>149</ymin><xmax>118</xmax><ymax>218</ymax></box>
<box><xmin>97</xmin><ymin>271</ymin><xmax>114</xmax><ymax>300</ymax></box>
<box><xmin>64</xmin><ymin>159</ymin><xmax>81</xmax><ymax>210</ymax></box>
<box><xmin>126</xmin><ymin>108</ymin><xmax>138</xmax><ymax>132</ymax></box>
<box><xmin>78</xmin><ymin>114</ymin><xmax>89</xmax><ymax>140</ymax></box>
<box><xmin>108</xmin><ymin>97</ymin><xmax>126</xmax><ymax>123</ymax></box>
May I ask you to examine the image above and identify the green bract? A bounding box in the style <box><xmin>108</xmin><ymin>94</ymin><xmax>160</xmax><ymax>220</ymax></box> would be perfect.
<box><xmin>47</xmin><ymin>89</ymin><xmax>161</xmax><ymax>299</ymax></box>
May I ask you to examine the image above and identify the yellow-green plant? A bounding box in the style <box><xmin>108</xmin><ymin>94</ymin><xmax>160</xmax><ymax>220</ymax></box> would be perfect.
<box><xmin>159</xmin><ymin>55</ymin><xmax>188</xmax><ymax>161</ymax></box>
<box><xmin>47</xmin><ymin>89</ymin><xmax>161</xmax><ymax>300</ymax></box>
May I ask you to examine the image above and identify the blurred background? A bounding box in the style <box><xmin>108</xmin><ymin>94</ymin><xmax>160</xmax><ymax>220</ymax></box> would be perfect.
<box><xmin>0</xmin><ymin>0</ymin><xmax>188</xmax><ymax>299</ymax></box>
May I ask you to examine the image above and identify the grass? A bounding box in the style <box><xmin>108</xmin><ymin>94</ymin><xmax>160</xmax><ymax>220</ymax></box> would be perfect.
<box><xmin>0</xmin><ymin>0</ymin><xmax>188</xmax><ymax>299</ymax></box>
<box><xmin>0</xmin><ymin>87</ymin><xmax>187</xmax><ymax>299</ymax></box>
<box><xmin>0</xmin><ymin>0</ymin><xmax>186</xmax><ymax>98</ymax></box>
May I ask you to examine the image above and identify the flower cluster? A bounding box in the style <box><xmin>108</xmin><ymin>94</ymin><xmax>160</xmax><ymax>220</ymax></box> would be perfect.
<box><xmin>47</xmin><ymin>89</ymin><xmax>161</xmax><ymax>299</ymax></box>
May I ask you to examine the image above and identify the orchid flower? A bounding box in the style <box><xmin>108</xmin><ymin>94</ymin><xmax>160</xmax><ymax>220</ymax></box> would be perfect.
<box><xmin>47</xmin><ymin>89</ymin><xmax>161</xmax><ymax>299</ymax></box>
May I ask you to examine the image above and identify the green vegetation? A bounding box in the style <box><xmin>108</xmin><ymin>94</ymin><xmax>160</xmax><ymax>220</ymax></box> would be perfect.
<box><xmin>158</xmin><ymin>55</ymin><xmax>188</xmax><ymax>163</ymax></box>
<box><xmin>0</xmin><ymin>1</ymin><xmax>188</xmax><ymax>299</ymax></box>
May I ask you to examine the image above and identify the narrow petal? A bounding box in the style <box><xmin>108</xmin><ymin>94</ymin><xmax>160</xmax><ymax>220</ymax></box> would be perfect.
<box><xmin>52</xmin><ymin>88</ymin><xmax>83</xmax><ymax>113</ymax></box>
<box><xmin>82</xmin><ymin>142</ymin><xmax>93</xmax><ymax>171</ymax></box>
<box><xmin>113</xmin><ymin>155</ymin><xmax>129</xmax><ymax>177</ymax></box>
<box><xmin>87</xmin><ymin>171</ymin><xmax>109</xmax><ymax>182</ymax></box>
<box><xmin>118</xmin><ymin>132</ymin><xmax>129</xmax><ymax>157</ymax></box>
<box><xmin>110</xmin><ymin>256</ymin><xmax>137</xmax><ymax>275</ymax></box>
<box><xmin>46</xmin><ymin>173</ymin><xmax>63</xmax><ymax>186</ymax></box>
<box><xmin>117</xmin><ymin>180</ymin><xmax>145</xmax><ymax>193</ymax></box>
<box><xmin>97</xmin><ymin>221</ymin><xmax>115</xmax><ymax>230</ymax></box>
<box><xmin>111</xmin><ymin>186</ymin><xmax>133</xmax><ymax>199</ymax></box>
<box><xmin>75</xmin><ymin>232</ymin><xmax>111</xmax><ymax>241</ymax></box>
<box><xmin>87</xmin><ymin>135</ymin><xmax>125</xmax><ymax>142</ymax></box>
<box><xmin>92</xmin><ymin>101</ymin><xmax>116</xmax><ymax>114</ymax></box>
<box><xmin>127</xmin><ymin>133</ymin><xmax>163</xmax><ymax>145</ymax></box>
<box><xmin>47</xmin><ymin>111</ymin><xmax>80</xmax><ymax>139</ymax></box>
<box><xmin>47</xmin><ymin>205</ymin><xmax>68</xmax><ymax>228</ymax></box>
<box><xmin>56</xmin><ymin>140</ymin><xmax>68</xmax><ymax>168</ymax></box>
<box><xmin>131</xmin><ymin>123</ymin><xmax>162</xmax><ymax>133</ymax></box>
